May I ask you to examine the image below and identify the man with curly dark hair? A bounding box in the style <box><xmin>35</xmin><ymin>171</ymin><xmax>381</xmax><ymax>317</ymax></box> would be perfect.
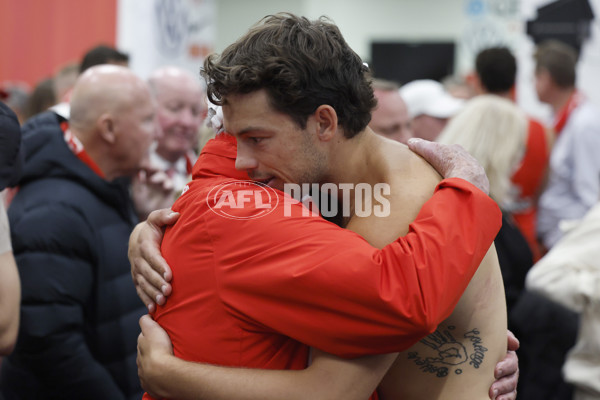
<box><xmin>132</xmin><ymin>13</ymin><xmax>518</xmax><ymax>400</ymax></box>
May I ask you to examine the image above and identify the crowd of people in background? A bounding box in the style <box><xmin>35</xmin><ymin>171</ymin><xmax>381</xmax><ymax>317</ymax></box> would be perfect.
<box><xmin>1</xmin><ymin>11</ymin><xmax>599</xmax><ymax>400</ymax></box>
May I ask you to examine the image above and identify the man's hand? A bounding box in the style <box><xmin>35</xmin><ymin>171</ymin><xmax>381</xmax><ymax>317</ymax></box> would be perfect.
<box><xmin>407</xmin><ymin>138</ymin><xmax>490</xmax><ymax>195</ymax></box>
<box><xmin>129</xmin><ymin>209</ymin><xmax>179</xmax><ymax>312</ymax></box>
<box><xmin>132</xmin><ymin>168</ymin><xmax>176</xmax><ymax>221</ymax></box>
<box><xmin>489</xmin><ymin>330</ymin><xmax>520</xmax><ymax>400</ymax></box>
<box><xmin>137</xmin><ymin>315</ymin><xmax>174</xmax><ymax>397</ymax></box>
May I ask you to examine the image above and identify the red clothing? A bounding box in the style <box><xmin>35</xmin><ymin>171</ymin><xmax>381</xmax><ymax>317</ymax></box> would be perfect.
<box><xmin>145</xmin><ymin>134</ymin><xmax>501</xmax><ymax>399</ymax></box>
<box><xmin>553</xmin><ymin>91</ymin><xmax>582</xmax><ymax>135</ymax></box>
<box><xmin>510</xmin><ymin>118</ymin><xmax>550</xmax><ymax>261</ymax></box>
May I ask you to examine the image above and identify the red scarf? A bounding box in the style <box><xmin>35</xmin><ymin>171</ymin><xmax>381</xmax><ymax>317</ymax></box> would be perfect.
<box><xmin>61</xmin><ymin>121</ymin><xmax>105</xmax><ymax>178</ymax></box>
<box><xmin>553</xmin><ymin>91</ymin><xmax>581</xmax><ymax>135</ymax></box>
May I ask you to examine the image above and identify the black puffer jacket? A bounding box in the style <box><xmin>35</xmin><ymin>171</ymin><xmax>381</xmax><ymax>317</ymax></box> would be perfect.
<box><xmin>0</xmin><ymin>112</ymin><xmax>145</xmax><ymax>400</ymax></box>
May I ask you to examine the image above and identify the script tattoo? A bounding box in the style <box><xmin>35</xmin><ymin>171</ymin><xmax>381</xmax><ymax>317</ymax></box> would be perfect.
<box><xmin>464</xmin><ymin>328</ymin><xmax>488</xmax><ymax>368</ymax></box>
<box><xmin>407</xmin><ymin>326</ymin><xmax>488</xmax><ymax>377</ymax></box>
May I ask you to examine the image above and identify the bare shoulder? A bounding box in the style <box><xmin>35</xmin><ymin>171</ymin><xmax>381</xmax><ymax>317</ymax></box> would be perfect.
<box><xmin>348</xmin><ymin>142</ymin><xmax>444</xmax><ymax>246</ymax></box>
<box><xmin>383</xmin><ymin>143</ymin><xmax>442</xmax><ymax>207</ymax></box>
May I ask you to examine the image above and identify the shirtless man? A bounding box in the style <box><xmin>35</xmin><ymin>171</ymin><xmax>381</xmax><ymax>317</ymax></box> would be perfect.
<box><xmin>131</xmin><ymin>13</ymin><xmax>514</xmax><ymax>400</ymax></box>
<box><xmin>132</xmin><ymin>134</ymin><xmax>514</xmax><ymax>400</ymax></box>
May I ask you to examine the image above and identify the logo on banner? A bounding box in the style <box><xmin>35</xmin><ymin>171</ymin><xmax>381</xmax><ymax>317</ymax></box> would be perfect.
<box><xmin>154</xmin><ymin>0</ymin><xmax>188</xmax><ymax>57</ymax></box>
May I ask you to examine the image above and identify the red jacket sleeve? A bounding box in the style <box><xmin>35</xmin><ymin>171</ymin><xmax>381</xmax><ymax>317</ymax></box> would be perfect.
<box><xmin>214</xmin><ymin>178</ymin><xmax>501</xmax><ymax>357</ymax></box>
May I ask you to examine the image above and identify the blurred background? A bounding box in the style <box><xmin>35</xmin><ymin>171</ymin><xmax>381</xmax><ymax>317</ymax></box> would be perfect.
<box><xmin>1</xmin><ymin>0</ymin><xmax>599</xmax><ymax>125</ymax></box>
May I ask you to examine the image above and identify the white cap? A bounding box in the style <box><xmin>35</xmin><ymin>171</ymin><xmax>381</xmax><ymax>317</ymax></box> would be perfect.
<box><xmin>399</xmin><ymin>79</ymin><xmax>464</xmax><ymax>119</ymax></box>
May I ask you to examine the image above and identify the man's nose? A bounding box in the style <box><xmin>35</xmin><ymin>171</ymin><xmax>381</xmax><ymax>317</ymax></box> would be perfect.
<box><xmin>235</xmin><ymin>146</ymin><xmax>259</xmax><ymax>171</ymax></box>
<box><xmin>180</xmin><ymin>108</ymin><xmax>199</xmax><ymax>129</ymax></box>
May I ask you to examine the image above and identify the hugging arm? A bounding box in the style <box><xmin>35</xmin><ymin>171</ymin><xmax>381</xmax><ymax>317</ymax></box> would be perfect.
<box><xmin>137</xmin><ymin>315</ymin><xmax>519</xmax><ymax>400</ymax></box>
<box><xmin>138</xmin><ymin>315</ymin><xmax>396</xmax><ymax>400</ymax></box>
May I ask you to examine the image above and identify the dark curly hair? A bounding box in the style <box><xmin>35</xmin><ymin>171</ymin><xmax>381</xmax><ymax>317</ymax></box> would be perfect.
<box><xmin>201</xmin><ymin>13</ymin><xmax>376</xmax><ymax>138</ymax></box>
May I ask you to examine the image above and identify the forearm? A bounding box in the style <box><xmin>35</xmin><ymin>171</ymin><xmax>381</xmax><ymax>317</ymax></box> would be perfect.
<box><xmin>145</xmin><ymin>352</ymin><xmax>397</xmax><ymax>400</ymax></box>
<box><xmin>0</xmin><ymin>251</ymin><xmax>20</xmax><ymax>355</ymax></box>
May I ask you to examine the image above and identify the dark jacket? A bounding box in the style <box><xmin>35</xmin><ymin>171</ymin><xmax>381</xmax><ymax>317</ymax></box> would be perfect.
<box><xmin>495</xmin><ymin>214</ymin><xmax>578</xmax><ymax>400</ymax></box>
<box><xmin>0</xmin><ymin>112</ymin><xmax>145</xmax><ymax>400</ymax></box>
<box><xmin>0</xmin><ymin>102</ymin><xmax>22</xmax><ymax>190</ymax></box>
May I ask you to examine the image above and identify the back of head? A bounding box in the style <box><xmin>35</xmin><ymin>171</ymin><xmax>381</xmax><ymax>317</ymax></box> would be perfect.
<box><xmin>70</xmin><ymin>65</ymin><xmax>144</xmax><ymax>129</ymax></box>
<box><xmin>437</xmin><ymin>95</ymin><xmax>527</xmax><ymax>206</ymax></box>
<box><xmin>534</xmin><ymin>40</ymin><xmax>577</xmax><ymax>88</ymax></box>
<box><xmin>202</xmin><ymin>13</ymin><xmax>376</xmax><ymax>138</ymax></box>
<box><xmin>475</xmin><ymin>47</ymin><xmax>517</xmax><ymax>94</ymax></box>
<box><xmin>54</xmin><ymin>62</ymin><xmax>80</xmax><ymax>100</ymax></box>
<box><xmin>80</xmin><ymin>45</ymin><xmax>130</xmax><ymax>74</ymax></box>
<box><xmin>0</xmin><ymin>83</ymin><xmax>29</xmax><ymax>123</ymax></box>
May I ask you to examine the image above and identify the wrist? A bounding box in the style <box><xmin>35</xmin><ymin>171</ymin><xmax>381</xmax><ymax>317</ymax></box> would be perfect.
<box><xmin>146</xmin><ymin>352</ymin><xmax>178</xmax><ymax>398</ymax></box>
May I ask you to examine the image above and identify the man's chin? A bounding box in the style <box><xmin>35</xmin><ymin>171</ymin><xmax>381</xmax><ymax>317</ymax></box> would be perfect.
<box><xmin>265</xmin><ymin>178</ymin><xmax>285</xmax><ymax>192</ymax></box>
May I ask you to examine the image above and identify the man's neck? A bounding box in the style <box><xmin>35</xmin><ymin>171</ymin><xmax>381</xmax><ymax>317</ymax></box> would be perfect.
<box><xmin>325</xmin><ymin>129</ymin><xmax>389</xmax><ymax>221</ymax></box>
<box><xmin>484</xmin><ymin>90</ymin><xmax>512</xmax><ymax>101</ymax></box>
<box><xmin>550</xmin><ymin>87</ymin><xmax>576</xmax><ymax>114</ymax></box>
<box><xmin>72</xmin><ymin>129</ymin><xmax>114</xmax><ymax>181</ymax></box>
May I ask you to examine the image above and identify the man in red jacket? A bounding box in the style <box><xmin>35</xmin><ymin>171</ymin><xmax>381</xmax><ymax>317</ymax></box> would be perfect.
<box><xmin>132</xmin><ymin>13</ymin><xmax>517</xmax><ymax>400</ymax></box>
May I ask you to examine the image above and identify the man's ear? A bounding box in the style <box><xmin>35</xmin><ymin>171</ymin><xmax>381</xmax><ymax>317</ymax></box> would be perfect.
<box><xmin>97</xmin><ymin>113</ymin><xmax>116</xmax><ymax>144</ymax></box>
<box><xmin>313</xmin><ymin>105</ymin><xmax>338</xmax><ymax>142</ymax></box>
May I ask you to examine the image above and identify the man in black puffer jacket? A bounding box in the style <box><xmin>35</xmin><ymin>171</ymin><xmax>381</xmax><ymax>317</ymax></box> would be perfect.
<box><xmin>0</xmin><ymin>65</ymin><xmax>157</xmax><ymax>400</ymax></box>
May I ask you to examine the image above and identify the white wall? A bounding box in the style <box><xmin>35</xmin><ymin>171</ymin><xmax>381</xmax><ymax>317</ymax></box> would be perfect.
<box><xmin>214</xmin><ymin>0</ymin><xmax>600</xmax><ymax>121</ymax></box>
<box><xmin>214</xmin><ymin>0</ymin><xmax>466</xmax><ymax>61</ymax></box>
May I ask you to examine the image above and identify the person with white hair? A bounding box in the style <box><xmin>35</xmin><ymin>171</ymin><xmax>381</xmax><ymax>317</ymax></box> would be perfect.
<box><xmin>437</xmin><ymin>95</ymin><xmax>527</xmax><ymax>209</ymax></box>
<box><xmin>147</xmin><ymin>66</ymin><xmax>207</xmax><ymax>194</ymax></box>
<box><xmin>131</xmin><ymin>67</ymin><xmax>208</xmax><ymax>219</ymax></box>
<box><xmin>438</xmin><ymin>95</ymin><xmax>580</xmax><ymax>399</ymax></box>
<box><xmin>437</xmin><ymin>95</ymin><xmax>532</xmax><ymax>312</ymax></box>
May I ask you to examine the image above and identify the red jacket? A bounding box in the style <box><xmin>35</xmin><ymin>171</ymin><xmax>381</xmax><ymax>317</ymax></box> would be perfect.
<box><xmin>146</xmin><ymin>134</ymin><xmax>501</xmax><ymax>399</ymax></box>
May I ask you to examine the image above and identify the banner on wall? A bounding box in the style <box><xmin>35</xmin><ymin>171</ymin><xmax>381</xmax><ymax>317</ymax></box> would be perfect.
<box><xmin>117</xmin><ymin>0</ymin><xmax>215</xmax><ymax>80</ymax></box>
<box><xmin>457</xmin><ymin>0</ymin><xmax>522</xmax><ymax>74</ymax></box>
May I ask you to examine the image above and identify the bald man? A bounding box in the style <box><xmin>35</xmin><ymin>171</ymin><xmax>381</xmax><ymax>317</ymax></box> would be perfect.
<box><xmin>370</xmin><ymin>79</ymin><xmax>413</xmax><ymax>143</ymax></box>
<box><xmin>0</xmin><ymin>65</ymin><xmax>157</xmax><ymax>400</ymax></box>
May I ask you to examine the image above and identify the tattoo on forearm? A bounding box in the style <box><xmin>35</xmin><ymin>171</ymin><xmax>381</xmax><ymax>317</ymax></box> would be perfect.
<box><xmin>406</xmin><ymin>326</ymin><xmax>487</xmax><ymax>378</ymax></box>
